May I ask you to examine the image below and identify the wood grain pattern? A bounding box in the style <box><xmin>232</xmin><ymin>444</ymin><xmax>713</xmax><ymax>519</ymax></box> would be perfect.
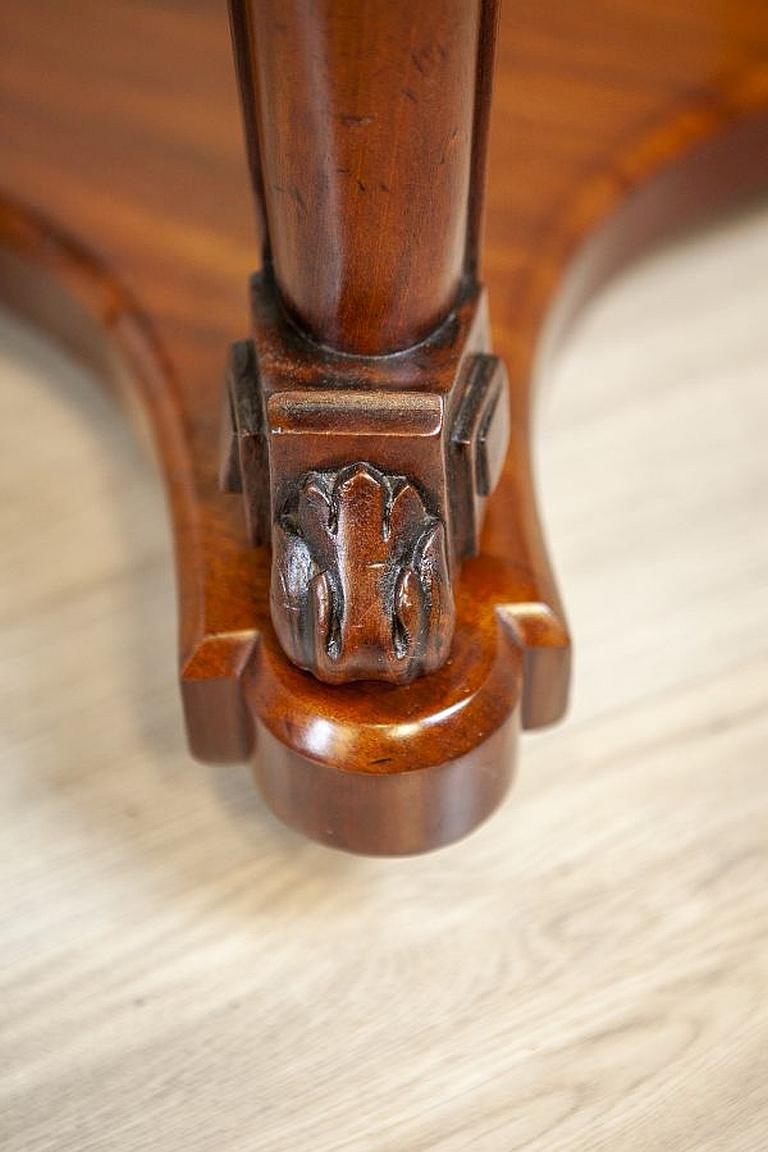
<box><xmin>233</xmin><ymin>0</ymin><xmax>495</xmax><ymax>354</ymax></box>
<box><xmin>0</xmin><ymin>0</ymin><xmax>767</xmax><ymax>851</ymax></box>
<box><xmin>1</xmin><ymin>200</ymin><xmax>767</xmax><ymax>1149</ymax></box>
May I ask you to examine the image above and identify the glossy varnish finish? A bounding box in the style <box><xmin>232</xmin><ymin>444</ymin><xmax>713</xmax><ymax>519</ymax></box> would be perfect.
<box><xmin>221</xmin><ymin>271</ymin><xmax>512</xmax><ymax>692</ymax></box>
<box><xmin>225</xmin><ymin>2</ymin><xmax>512</xmax><ymax>702</ymax></box>
<box><xmin>234</xmin><ymin>0</ymin><xmax>495</xmax><ymax>354</ymax></box>
<box><xmin>1</xmin><ymin>1</ymin><xmax>768</xmax><ymax>851</ymax></box>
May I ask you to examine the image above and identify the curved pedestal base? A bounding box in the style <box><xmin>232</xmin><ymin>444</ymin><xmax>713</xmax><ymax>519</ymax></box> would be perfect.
<box><xmin>2</xmin><ymin>2</ymin><xmax>768</xmax><ymax>852</ymax></box>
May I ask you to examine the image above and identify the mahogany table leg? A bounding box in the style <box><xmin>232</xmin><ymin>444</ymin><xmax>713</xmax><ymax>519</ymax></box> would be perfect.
<box><xmin>216</xmin><ymin>0</ymin><xmax>568</xmax><ymax>850</ymax></box>
<box><xmin>223</xmin><ymin>0</ymin><xmax>512</xmax><ymax>685</ymax></box>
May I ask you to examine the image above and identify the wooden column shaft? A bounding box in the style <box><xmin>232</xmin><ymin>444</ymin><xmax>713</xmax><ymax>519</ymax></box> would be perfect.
<box><xmin>230</xmin><ymin>0</ymin><xmax>499</xmax><ymax>354</ymax></box>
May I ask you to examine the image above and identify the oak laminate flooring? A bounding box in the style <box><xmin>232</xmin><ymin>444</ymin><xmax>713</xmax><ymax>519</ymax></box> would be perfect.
<box><xmin>1</xmin><ymin>204</ymin><xmax>767</xmax><ymax>1150</ymax></box>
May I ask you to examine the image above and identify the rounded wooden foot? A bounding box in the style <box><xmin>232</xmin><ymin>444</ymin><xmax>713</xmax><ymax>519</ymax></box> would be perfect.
<box><xmin>244</xmin><ymin>613</ymin><xmax>530</xmax><ymax>854</ymax></box>
<box><xmin>254</xmin><ymin>718</ymin><xmax>518</xmax><ymax>856</ymax></box>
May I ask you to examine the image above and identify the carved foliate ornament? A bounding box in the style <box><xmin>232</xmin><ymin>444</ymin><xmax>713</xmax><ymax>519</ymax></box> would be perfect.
<box><xmin>221</xmin><ymin>280</ymin><xmax>510</xmax><ymax>685</ymax></box>
<box><xmin>271</xmin><ymin>463</ymin><xmax>454</xmax><ymax>684</ymax></box>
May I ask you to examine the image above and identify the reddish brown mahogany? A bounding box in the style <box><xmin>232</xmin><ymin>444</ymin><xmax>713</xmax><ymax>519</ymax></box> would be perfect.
<box><xmin>231</xmin><ymin>0</ymin><xmax>494</xmax><ymax>355</ymax></box>
<box><xmin>224</xmin><ymin>1</ymin><xmax>509</xmax><ymax>689</ymax></box>
<box><xmin>2</xmin><ymin>1</ymin><xmax>768</xmax><ymax>853</ymax></box>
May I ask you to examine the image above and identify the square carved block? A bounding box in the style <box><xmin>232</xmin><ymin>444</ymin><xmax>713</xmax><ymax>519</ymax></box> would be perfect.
<box><xmin>221</xmin><ymin>272</ymin><xmax>510</xmax><ymax>684</ymax></box>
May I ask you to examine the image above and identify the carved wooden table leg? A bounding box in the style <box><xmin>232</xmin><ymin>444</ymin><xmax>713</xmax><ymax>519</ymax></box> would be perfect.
<box><xmin>223</xmin><ymin>0</ymin><xmax>508</xmax><ymax>687</ymax></box>
<box><xmin>217</xmin><ymin>0</ymin><xmax>569</xmax><ymax>851</ymax></box>
<box><xmin>3</xmin><ymin>1</ymin><xmax>767</xmax><ymax>854</ymax></box>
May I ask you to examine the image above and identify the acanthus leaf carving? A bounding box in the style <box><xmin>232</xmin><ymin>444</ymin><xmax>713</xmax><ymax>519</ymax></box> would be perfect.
<box><xmin>270</xmin><ymin>463</ymin><xmax>454</xmax><ymax>684</ymax></box>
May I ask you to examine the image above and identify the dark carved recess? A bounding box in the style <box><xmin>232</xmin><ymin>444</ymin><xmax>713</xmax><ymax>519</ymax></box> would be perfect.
<box><xmin>450</xmin><ymin>352</ymin><xmax>510</xmax><ymax>560</ymax></box>
<box><xmin>271</xmin><ymin>463</ymin><xmax>455</xmax><ymax>684</ymax></box>
<box><xmin>219</xmin><ymin>339</ymin><xmax>270</xmax><ymax>546</ymax></box>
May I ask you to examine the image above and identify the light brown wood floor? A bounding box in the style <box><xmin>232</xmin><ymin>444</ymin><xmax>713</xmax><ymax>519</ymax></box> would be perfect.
<box><xmin>1</xmin><ymin>203</ymin><xmax>767</xmax><ymax>1151</ymax></box>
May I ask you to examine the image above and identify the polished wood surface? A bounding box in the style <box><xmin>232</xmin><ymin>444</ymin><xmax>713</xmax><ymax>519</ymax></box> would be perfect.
<box><xmin>2</xmin><ymin>201</ymin><xmax>767</xmax><ymax>1147</ymax></box>
<box><xmin>226</xmin><ymin>3</ymin><xmax>514</xmax><ymax>716</ymax></box>
<box><xmin>233</xmin><ymin>0</ymin><xmax>497</xmax><ymax>354</ymax></box>
<box><xmin>223</xmin><ymin>275</ymin><xmax>512</xmax><ymax>694</ymax></box>
<box><xmin>1</xmin><ymin>1</ymin><xmax>768</xmax><ymax>851</ymax></box>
